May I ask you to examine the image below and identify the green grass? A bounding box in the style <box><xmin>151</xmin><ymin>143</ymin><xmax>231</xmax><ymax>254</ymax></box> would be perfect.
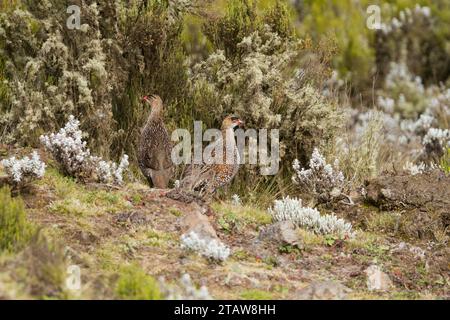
<box><xmin>146</xmin><ymin>229</ymin><xmax>175</xmax><ymax>247</ymax></box>
<box><xmin>240</xmin><ymin>289</ymin><xmax>274</xmax><ymax>300</ymax></box>
<box><xmin>115</xmin><ymin>265</ymin><xmax>162</xmax><ymax>300</ymax></box>
<box><xmin>212</xmin><ymin>203</ymin><xmax>272</xmax><ymax>233</ymax></box>
<box><xmin>0</xmin><ymin>187</ymin><xmax>35</xmax><ymax>253</ymax></box>
<box><xmin>43</xmin><ymin>167</ymin><xmax>131</xmax><ymax>216</ymax></box>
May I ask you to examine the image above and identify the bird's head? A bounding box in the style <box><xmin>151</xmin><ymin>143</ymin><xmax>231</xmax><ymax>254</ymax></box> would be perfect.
<box><xmin>221</xmin><ymin>115</ymin><xmax>244</xmax><ymax>130</ymax></box>
<box><xmin>142</xmin><ymin>94</ymin><xmax>163</xmax><ymax>111</ymax></box>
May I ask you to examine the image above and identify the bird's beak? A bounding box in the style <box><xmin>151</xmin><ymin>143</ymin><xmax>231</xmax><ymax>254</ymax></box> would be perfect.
<box><xmin>237</xmin><ymin>119</ymin><xmax>244</xmax><ymax>127</ymax></box>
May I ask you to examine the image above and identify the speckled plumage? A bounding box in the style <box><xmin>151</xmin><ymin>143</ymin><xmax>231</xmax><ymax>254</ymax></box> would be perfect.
<box><xmin>180</xmin><ymin>116</ymin><xmax>242</xmax><ymax>198</ymax></box>
<box><xmin>138</xmin><ymin>95</ymin><xmax>173</xmax><ymax>188</ymax></box>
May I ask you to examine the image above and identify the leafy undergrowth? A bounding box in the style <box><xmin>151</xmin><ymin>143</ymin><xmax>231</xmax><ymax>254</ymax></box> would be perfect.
<box><xmin>0</xmin><ymin>166</ymin><xmax>448</xmax><ymax>300</ymax></box>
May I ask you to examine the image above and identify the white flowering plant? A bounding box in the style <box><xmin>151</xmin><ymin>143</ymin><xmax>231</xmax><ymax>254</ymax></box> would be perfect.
<box><xmin>422</xmin><ymin>128</ymin><xmax>450</xmax><ymax>159</ymax></box>
<box><xmin>1</xmin><ymin>151</ymin><xmax>46</xmax><ymax>188</ymax></box>
<box><xmin>40</xmin><ymin>115</ymin><xmax>129</xmax><ymax>184</ymax></box>
<box><xmin>40</xmin><ymin>115</ymin><xmax>92</xmax><ymax>177</ymax></box>
<box><xmin>96</xmin><ymin>155</ymin><xmax>129</xmax><ymax>185</ymax></box>
<box><xmin>181</xmin><ymin>231</ymin><xmax>231</xmax><ymax>262</ymax></box>
<box><xmin>231</xmin><ymin>194</ymin><xmax>241</xmax><ymax>206</ymax></box>
<box><xmin>159</xmin><ymin>273</ymin><xmax>212</xmax><ymax>300</ymax></box>
<box><xmin>292</xmin><ymin>148</ymin><xmax>346</xmax><ymax>202</ymax></box>
<box><xmin>269</xmin><ymin>196</ymin><xmax>355</xmax><ymax>239</ymax></box>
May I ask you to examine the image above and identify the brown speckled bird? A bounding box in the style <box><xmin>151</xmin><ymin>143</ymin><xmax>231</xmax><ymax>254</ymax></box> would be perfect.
<box><xmin>138</xmin><ymin>95</ymin><xmax>173</xmax><ymax>188</ymax></box>
<box><xmin>179</xmin><ymin>115</ymin><xmax>243</xmax><ymax>197</ymax></box>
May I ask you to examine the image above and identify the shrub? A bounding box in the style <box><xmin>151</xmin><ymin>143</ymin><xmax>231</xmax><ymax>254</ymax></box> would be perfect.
<box><xmin>0</xmin><ymin>1</ymin><xmax>193</xmax><ymax>163</ymax></box>
<box><xmin>375</xmin><ymin>4</ymin><xmax>449</xmax><ymax>86</ymax></box>
<box><xmin>269</xmin><ymin>196</ymin><xmax>355</xmax><ymax>239</ymax></box>
<box><xmin>191</xmin><ymin>23</ymin><xmax>342</xmax><ymax>167</ymax></box>
<box><xmin>1</xmin><ymin>151</ymin><xmax>46</xmax><ymax>188</ymax></box>
<box><xmin>292</xmin><ymin>148</ymin><xmax>345</xmax><ymax>201</ymax></box>
<box><xmin>40</xmin><ymin>115</ymin><xmax>129</xmax><ymax>184</ymax></box>
<box><xmin>181</xmin><ymin>231</ymin><xmax>231</xmax><ymax>262</ymax></box>
<box><xmin>422</xmin><ymin>128</ymin><xmax>450</xmax><ymax>160</ymax></box>
<box><xmin>0</xmin><ymin>186</ymin><xmax>35</xmax><ymax>252</ymax></box>
<box><xmin>115</xmin><ymin>265</ymin><xmax>162</xmax><ymax>300</ymax></box>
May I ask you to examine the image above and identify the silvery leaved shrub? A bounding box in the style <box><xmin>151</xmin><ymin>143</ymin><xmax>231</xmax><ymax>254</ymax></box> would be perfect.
<box><xmin>181</xmin><ymin>231</ymin><xmax>230</xmax><ymax>262</ymax></box>
<box><xmin>1</xmin><ymin>151</ymin><xmax>46</xmax><ymax>187</ymax></box>
<box><xmin>269</xmin><ymin>196</ymin><xmax>355</xmax><ymax>239</ymax></box>
<box><xmin>292</xmin><ymin>148</ymin><xmax>345</xmax><ymax>201</ymax></box>
<box><xmin>40</xmin><ymin>115</ymin><xmax>128</xmax><ymax>184</ymax></box>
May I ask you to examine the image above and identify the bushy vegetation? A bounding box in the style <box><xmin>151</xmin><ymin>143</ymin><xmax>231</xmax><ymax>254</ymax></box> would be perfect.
<box><xmin>0</xmin><ymin>186</ymin><xmax>35</xmax><ymax>252</ymax></box>
<box><xmin>115</xmin><ymin>264</ymin><xmax>162</xmax><ymax>300</ymax></box>
<box><xmin>0</xmin><ymin>0</ymin><xmax>447</xmax><ymax>201</ymax></box>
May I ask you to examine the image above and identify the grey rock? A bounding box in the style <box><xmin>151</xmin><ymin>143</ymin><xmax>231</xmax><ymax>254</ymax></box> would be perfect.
<box><xmin>296</xmin><ymin>281</ymin><xmax>352</xmax><ymax>300</ymax></box>
<box><xmin>365</xmin><ymin>265</ymin><xmax>393</xmax><ymax>291</ymax></box>
<box><xmin>258</xmin><ymin>221</ymin><xmax>300</xmax><ymax>246</ymax></box>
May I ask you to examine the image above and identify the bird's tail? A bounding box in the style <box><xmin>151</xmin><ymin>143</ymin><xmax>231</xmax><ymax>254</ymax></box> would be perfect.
<box><xmin>150</xmin><ymin>167</ymin><xmax>173</xmax><ymax>188</ymax></box>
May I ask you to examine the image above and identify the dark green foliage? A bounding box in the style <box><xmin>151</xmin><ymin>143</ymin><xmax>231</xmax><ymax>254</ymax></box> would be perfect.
<box><xmin>202</xmin><ymin>0</ymin><xmax>293</xmax><ymax>58</ymax></box>
<box><xmin>115</xmin><ymin>264</ymin><xmax>162</xmax><ymax>300</ymax></box>
<box><xmin>0</xmin><ymin>186</ymin><xmax>35</xmax><ymax>253</ymax></box>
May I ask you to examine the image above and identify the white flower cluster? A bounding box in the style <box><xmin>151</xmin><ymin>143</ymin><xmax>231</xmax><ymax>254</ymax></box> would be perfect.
<box><xmin>269</xmin><ymin>197</ymin><xmax>355</xmax><ymax>239</ymax></box>
<box><xmin>96</xmin><ymin>155</ymin><xmax>129</xmax><ymax>184</ymax></box>
<box><xmin>401</xmin><ymin>113</ymin><xmax>435</xmax><ymax>135</ymax></box>
<box><xmin>384</xmin><ymin>62</ymin><xmax>424</xmax><ymax>93</ymax></box>
<box><xmin>292</xmin><ymin>148</ymin><xmax>345</xmax><ymax>200</ymax></box>
<box><xmin>159</xmin><ymin>273</ymin><xmax>212</xmax><ymax>300</ymax></box>
<box><xmin>40</xmin><ymin>115</ymin><xmax>129</xmax><ymax>184</ymax></box>
<box><xmin>403</xmin><ymin>161</ymin><xmax>437</xmax><ymax>176</ymax></box>
<box><xmin>181</xmin><ymin>231</ymin><xmax>231</xmax><ymax>262</ymax></box>
<box><xmin>40</xmin><ymin>115</ymin><xmax>91</xmax><ymax>177</ymax></box>
<box><xmin>1</xmin><ymin>151</ymin><xmax>46</xmax><ymax>185</ymax></box>
<box><xmin>422</xmin><ymin>128</ymin><xmax>450</xmax><ymax>151</ymax></box>
<box><xmin>231</xmin><ymin>194</ymin><xmax>242</xmax><ymax>206</ymax></box>
<box><xmin>380</xmin><ymin>5</ymin><xmax>431</xmax><ymax>34</ymax></box>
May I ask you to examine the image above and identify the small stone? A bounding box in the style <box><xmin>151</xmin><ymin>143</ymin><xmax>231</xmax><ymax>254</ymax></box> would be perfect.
<box><xmin>258</xmin><ymin>221</ymin><xmax>300</xmax><ymax>246</ymax></box>
<box><xmin>179</xmin><ymin>210</ymin><xmax>218</xmax><ymax>240</ymax></box>
<box><xmin>296</xmin><ymin>281</ymin><xmax>352</xmax><ymax>300</ymax></box>
<box><xmin>365</xmin><ymin>265</ymin><xmax>393</xmax><ymax>291</ymax></box>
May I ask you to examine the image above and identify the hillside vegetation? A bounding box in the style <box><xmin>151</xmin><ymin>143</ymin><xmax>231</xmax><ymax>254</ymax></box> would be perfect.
<box><xmin>0</xmin><ymin>0</ymin><xmax>449</xmax><ymax>300</ymax></box>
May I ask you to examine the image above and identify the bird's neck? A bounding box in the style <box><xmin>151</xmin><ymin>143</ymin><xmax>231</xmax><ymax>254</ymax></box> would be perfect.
<box><xmin>222</xmin><ymin>128</ymin><xmax>237</xmax><ymax>147</ymax></box>
<box><xmin>148</xmin><ymin>107</ymin><xmax>162</xmax><ymax>122</ymax></box>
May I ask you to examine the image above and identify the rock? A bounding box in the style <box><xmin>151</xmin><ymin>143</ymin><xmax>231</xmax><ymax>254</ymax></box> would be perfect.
<box><xmin>365</xmin><ymin>171</ymin><xmax>450</xmax><ymax>214</ymax></box>
<box><xmin>179</xmin><ymin>209</ymin><xmax>218</xmax><ymax>240</ymax></box>
<box><xmin>296</xmin><ymin>281</ymin><xmax>352</xmax><ymax>300</ymax></box>
<box><xmin>258</xmin><ymin>221</ymin><xmax>300</xmax><ymax>246</ymax></box>
<box><xmin>365</xmin><ymin>265</ymin><xmax>393</xmax><ymax>291</ymax></box>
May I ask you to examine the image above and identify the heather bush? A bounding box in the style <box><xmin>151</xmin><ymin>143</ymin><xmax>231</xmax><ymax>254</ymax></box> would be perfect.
<box><xmin>192</xmin><ymin>21</ymin><xmax>342</xmax><ymax>167</ymax></box>
<box><xmin>0</xmin><ymin>0</ymin><xmax>194</xmax><ymax>162</ymax></box>
<box><xmin>293</xmin><ymin>1</ymin><xmax>449</xmax><ymax>98</ymax></box>
<box><xmin>375</xmin><ymin>4</ymin><xmax>449</xmax><ymax>86</ymax></box>
<box><xmin>0</xmin><ymin>186</ymin><xmax>35</xmax><ymax>252</ymax></box>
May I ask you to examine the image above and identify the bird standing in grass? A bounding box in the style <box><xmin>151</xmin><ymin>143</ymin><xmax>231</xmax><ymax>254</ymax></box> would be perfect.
<box><xmin>138</xmin><ymin>95</ymin><xmax>173</xmax><ymax>188</ymax></box>
<box><xmin>179</xmin><ymin>115</ymin><xmax>244</xmax><ymax>198</ymax></box>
